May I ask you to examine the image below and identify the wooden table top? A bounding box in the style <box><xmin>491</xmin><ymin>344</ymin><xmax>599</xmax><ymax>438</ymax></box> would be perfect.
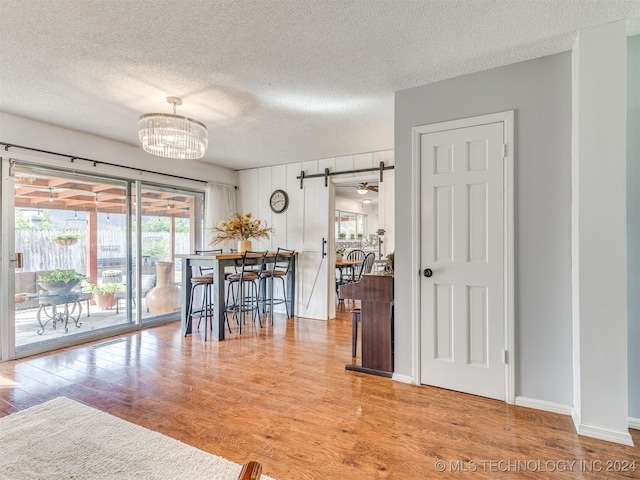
<box><xmin>336</xmin><ymin>258</ymin><xmax>363</xmax><ymax>267</ymax></box>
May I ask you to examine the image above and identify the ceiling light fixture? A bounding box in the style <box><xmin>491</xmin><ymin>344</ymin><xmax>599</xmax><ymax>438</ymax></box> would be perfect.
<box><xmin>138</xmin><ymin>96</ymin><xmax>208</xmax><ymax>160</ymax></box>
<box><xmin>357</xmin><ymin>183</ymin><xmax>368</xmax><ymax>195</ymax></box>
<box><xmin>363</xmin><ymin>199</ymin><xmax>372</xmax><ymax>204</ymax></box>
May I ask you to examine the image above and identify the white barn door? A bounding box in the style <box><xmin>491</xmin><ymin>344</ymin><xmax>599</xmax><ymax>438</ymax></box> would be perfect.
<box><xmin>419</xmin><ymin>120</ymin><xmax>507</xmax><ymax>401</ymax></box>
<box><xmin>297</xmin><ymin>180</ymin><xmax>333</xmax><ymax>320</ymax></box>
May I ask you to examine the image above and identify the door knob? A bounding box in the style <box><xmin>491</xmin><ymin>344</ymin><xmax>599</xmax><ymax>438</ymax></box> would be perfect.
<box><xmin>423</xmin><ymin>268</ymin><xmax>433</xmax><ymax>278</ymax></box>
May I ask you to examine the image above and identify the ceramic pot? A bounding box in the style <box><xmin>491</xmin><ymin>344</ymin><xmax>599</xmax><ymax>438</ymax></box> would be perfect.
<box><xmin>145</xmin><ymin>262</ymin><xmax>180</xmax><ymax>314</ymax></box>
<box><xmin>237</xmin><ymin>240</ymin><xmax>252</xmax><ymax>253</ymax></box>
<box><xmin>94</xmin><ymin>292</ymin><xmax>116</xmax><ymax>309</ymax></box>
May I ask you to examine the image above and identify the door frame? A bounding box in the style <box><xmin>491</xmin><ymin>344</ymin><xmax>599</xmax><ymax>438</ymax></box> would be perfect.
<box><xmin>410</xmin><ymin>111</ymin><xmax>515</xmax><ymax>403</ymax></box>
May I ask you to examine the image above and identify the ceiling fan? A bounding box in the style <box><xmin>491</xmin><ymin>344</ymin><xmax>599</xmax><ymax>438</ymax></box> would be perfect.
<box><xmin>336</xmin><ymin>182</ymin><xmax>379</xmax><ymax>194</ymax></box>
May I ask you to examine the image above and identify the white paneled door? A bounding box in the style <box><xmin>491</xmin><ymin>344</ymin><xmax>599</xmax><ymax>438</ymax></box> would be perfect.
<box><xmin>419</xmin><ymin>121</ymin><xmax>506</xmax><ymax>400</ymax></box>
<box><xmin>297</xmin><ymin>180</ymin><xmax>334</xmax><ymax>320</ymax></box>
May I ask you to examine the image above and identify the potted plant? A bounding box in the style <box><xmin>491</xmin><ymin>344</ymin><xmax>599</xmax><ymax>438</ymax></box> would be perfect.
<box><xmin>357</xmin><ymin>233</ymin><xmax>364</xmax><ymax>239</ymax></box>
<box><xmin>37</xmin><ymin>269</ymin><xmax>87</xmax><ymax>295</ymax></box>
<box><xmin>338</xmin><ymin>232</ymin><xmax>346</xmax><ymax>239</ymax></box>
<box><xmin>51</xmin><ymin>233</ymin><xmax>83</xmax><ymax>247</ymax></box>
<box><xmin>210</xmin><ymin>211</ymin><xmax>274</xmax><ymax>253</ymax></box>
<box><xmin>90</xmin><ymin>283</ymin><xmax>120</xmax><ymax>309</ymax></box>
<box><xmin>336</xmin><ymin>247</ymin><xmax>346</xmax><ymax>261</ymax></box>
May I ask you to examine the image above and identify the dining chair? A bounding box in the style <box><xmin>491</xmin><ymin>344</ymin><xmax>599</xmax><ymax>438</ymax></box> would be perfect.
<box><xmin>344</xmin><ymin>249</ymin><xmax>366</xmax><ymax>281</ymax></box>
<box><xmin>259</xmin><ymin>247</ymin><xmax>295</xmax><ymax>323</ymax></box>
<box><xmin>225</xmin><ymin>250</ymin><xmax>268</xmax><ymax>333</ymax></box>
<box><xmin>184</xmin><ymin>249</ymin><xmax>226</xmax><ymax>340</ymax></box>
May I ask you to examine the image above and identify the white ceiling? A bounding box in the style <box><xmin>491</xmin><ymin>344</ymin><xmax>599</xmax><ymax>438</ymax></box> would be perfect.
<box><xmin>1</xmin><ymin>1</ymin><xmax>638</xmax><ymax>171</ymax></box>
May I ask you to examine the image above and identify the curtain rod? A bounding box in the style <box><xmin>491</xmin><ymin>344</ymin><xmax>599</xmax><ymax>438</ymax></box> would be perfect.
<box><xmin>1</xmin><ymin>142</ymin><xmax>238</xmax><ymax>188</ymax></box>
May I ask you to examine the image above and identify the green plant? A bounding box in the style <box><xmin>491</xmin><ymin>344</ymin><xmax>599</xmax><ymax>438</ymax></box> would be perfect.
<box><xmin>38</xmin><ymin>269</ymin><xmax>87</xmax><ymax>283</ymax></box>
<box><xmin>51</xmin><ymin>233</ymin><xmax>83</xmax><ymax>241</ymax></box>
<box><xmin>336</xmin><ymin>247</ymin><xmax>346</xmax><ymax>256</ymax></box>
<box><xmin>338</xmin><ymin>232</ymin><xmax>346</xmax><ymax>239</ymax></box>
<box><xmin>90</xmin><ymin>283</ymin><xmax>121</xmax><ymax>294</ymax></box>
<box><xmin>357</xmin><ymin>233</ymin><xmax>364</xmax><ymax>238</ymax></box>
<box><xmin>142</xmin><ymin>237</ymin><xmax>169</xmax><ymax>260</ymax></box>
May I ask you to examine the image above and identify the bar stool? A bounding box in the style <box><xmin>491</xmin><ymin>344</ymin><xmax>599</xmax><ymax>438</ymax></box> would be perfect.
<box><xmin>184</xmin><ymin>249</ymin><xmax>225</xmax><ymax>340</ymax></box>
<box><xmin>225</xmin><ymin>251</ymin><xmax>267</xmax><ymax>333</ymax></box>
<box><xmin>259</xmin><ymin>248</ymin><xmax>295</xmax><ymax>323</ymax></box>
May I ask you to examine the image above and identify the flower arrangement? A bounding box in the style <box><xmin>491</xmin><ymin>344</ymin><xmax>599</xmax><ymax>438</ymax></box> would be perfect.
<box><xmin>210</xmin><ymin>211</ymin><xmax>273</xmax><ymax>243</ymax></box>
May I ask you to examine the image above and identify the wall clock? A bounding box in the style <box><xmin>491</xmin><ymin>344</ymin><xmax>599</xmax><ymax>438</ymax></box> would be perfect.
<box><xmin>270</xmin><ymin>189</ymin><xmax>289</xmax><ymax>213</ymax></box>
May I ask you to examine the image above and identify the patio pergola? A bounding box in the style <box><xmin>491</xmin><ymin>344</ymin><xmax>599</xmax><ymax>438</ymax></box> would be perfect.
<box><xmin>13</xmin><ymin>170</ymin><xmax>196</xmax><ymax>286</ymax></box>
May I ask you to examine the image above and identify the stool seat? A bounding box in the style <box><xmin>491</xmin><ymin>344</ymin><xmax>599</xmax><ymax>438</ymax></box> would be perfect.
<box><xmin>227</xmin><ymin>272</ymin><xmax>259</xmax><ymax>281</ymax></box>
<box><xmin>191</xmin><ymin>275</ymin><xmax>214</xmax><ymax>283</ymax></box>
<box><xmin>260</xmin><ymin>269</ymin><xmax>286</xmax><ymax>278</ymax></box>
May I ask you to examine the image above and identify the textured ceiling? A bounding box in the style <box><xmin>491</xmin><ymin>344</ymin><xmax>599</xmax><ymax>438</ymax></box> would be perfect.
<box><xmin>1</xmin><ymin>1</ymin><xmax>638</xmax><ymax>171</ymax></box>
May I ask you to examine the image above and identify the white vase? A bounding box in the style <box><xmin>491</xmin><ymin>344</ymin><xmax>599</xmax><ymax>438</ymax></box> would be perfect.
<box><xmin>237</xmin><ymin>240</ymin><xmax>252</xmax><ymax>253</ymax></box>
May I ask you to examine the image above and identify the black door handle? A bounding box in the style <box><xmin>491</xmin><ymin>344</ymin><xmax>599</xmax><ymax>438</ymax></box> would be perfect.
<box><xmin>423</xmin><ymin>268</ymin><xmax>433</xmax><ymax>278</ymax></box>
<box><xmin>322</xmin><ymin>237</ymin><xmax>327</xmax><ymax>258</ymax></box>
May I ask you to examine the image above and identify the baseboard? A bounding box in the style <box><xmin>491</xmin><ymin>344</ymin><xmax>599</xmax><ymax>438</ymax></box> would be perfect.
<box><xmin>514</xmin><ymin>396</ymin><xmax>573</xmax><ymax>416</ymax></box>
<box><xmin>574</xmin><ymin>419</ymin><xmax>634</xmax><ymax>446</ymax></box>
<box><xmin>629</xmin><ymin>417</ymin><xmax>640</xmax><ymax>430</ymax></box>
<box><xmin>391</xmin><ymin>373</ymin><xmax>414</xmax><ymax>384</ymax></box>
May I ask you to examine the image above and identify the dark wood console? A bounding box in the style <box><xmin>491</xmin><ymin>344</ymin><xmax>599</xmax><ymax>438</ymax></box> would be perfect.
<box><xmin>339</xmin><ymin>273</ymin><xmax>394</xmax><ymax>377</ymax></box>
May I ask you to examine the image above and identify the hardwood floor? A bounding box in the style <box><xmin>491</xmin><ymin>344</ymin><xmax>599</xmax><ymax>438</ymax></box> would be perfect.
<box><xmin>1</xmin><ymin>311</ymin><xmax>638</xmax><ymax>479</ymax></box>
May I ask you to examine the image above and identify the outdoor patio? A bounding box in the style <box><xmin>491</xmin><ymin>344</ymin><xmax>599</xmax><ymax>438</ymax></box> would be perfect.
<box><xmin>14</xmin><ymin>297</ymin><xmax>170</xmax><ymax>349</ymax></box>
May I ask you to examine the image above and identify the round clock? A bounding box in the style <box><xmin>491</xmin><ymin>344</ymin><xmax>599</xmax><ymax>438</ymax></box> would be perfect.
<box><xmin>270</xmin><ymin>189</ymin><xmax>289</xmax><ymax>213</ymax></box>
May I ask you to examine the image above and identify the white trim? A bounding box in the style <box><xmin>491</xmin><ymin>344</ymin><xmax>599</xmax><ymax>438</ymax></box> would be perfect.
<box><xmin>410</xmin><ymin>126</ymin><xmax>422</xmax><ymax>385</ymax></box>
<box><xmin>392</xmin><ymin>373</ymin><xmax>414</xmax><ymax>384</ymax></box>
<box><xmin>410</xmin><ymin>111</ymin><xmax>516</xmax><ymax>402</ymax></box>
<box><xmin>629</xmin><ymin>417</ymin><xmax>640</xmax><ymax>430</ymax></box>
<box><xmin>573</xmin><ymin>413</ymin><xmax>635</xmax><ymax>446</ymax></box>
<box><xmin>515</xmin><ymin>396</ymin><xmax>573</xmax><ymax>416</ymax></box>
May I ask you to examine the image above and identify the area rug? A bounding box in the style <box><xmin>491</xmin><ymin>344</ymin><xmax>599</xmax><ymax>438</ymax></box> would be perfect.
<box><xmin>0</xmin><ymin>397</ymin><xmax>274</xmax><ymax>479</ymax></box>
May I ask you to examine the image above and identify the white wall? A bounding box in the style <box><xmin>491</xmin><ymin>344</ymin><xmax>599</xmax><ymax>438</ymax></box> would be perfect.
<box><xmin>237</xmin><ymin>150</ymin><xmax>395</xmax><ymax>317</ymax></box>
<box><xmin>0</xmin><ymin>113</ymin><xmax>238</xmax><ymax>187</ymax></box>
<box><xmin>571</xmin><ymin>20</ymin><xmax>630</xmax><ymax>445</ymax></box>
<box><xmin>237</xmin><ymin>150</ymin><xmax>394</xmax><ymax>252</ymax></box>
<box><xmin>628</xmin><ymin>34</ymin><xmax>640</xmax><ymax>423</ymax></box>
<box><xmin>395</xmin><ymin>53</ymin><xmax>574</xmax><ymax>405</ymax></box>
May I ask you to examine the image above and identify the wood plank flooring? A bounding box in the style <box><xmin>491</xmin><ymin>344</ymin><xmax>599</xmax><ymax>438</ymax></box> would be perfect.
<box><xmin>0</xmin><ymin>311</ymin><xmax>638</xmax><ymax>479</ymax></box>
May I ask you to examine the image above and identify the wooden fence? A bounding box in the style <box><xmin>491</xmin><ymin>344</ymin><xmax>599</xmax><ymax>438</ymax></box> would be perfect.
<box><xmin>15</xmin><ymin>231</ymin><xmax>190</xmax><ymax>273</ymax></box>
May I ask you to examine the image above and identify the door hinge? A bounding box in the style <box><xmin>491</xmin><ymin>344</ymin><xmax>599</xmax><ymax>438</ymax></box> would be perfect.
<box><xmin>503</xmin><ymin>350</ymin><xmax>508</xmax><ymax>364</ymax></box>
<box><xmin>502</xmin><ymin>144</ymin><xmax>507</xmax><ymax>158</ymax></box>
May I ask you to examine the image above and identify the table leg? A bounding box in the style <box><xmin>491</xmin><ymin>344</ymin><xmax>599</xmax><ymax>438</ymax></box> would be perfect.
<box><xmin>36</xmin><ymin>305</ymin><xmax>47</xmax><ymax>335</ymax></box>
<box><xmin>213</xmin><ymin>260</ymin><xmax>224</xmax><ymax>340</ymax></box>
<box><xmin>181</xmin><ymin>260</ymin><xmax>193</xmax><ymax>335</ymax></box>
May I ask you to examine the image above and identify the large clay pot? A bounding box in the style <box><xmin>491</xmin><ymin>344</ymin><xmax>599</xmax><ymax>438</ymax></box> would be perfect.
<box><xmin>145</xmin><ymin>262</ymin><xmax>180</xmax><ymax>315</ymax></box>
<box><xmin>237</xmin><ymin>240</ymin><xmax>252</xmax><ymax>253</ymax></box>
<box><xmin>94</xmin><ymin>292</ymin><xmax>116</xmax><ymax>309</ymax></box>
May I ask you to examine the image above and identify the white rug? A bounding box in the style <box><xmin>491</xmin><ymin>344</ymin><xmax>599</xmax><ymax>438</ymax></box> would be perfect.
<box><xmin>0</xmin><ymin>397</ymin><xmax>274</xmax><ymax>480</ymax></box>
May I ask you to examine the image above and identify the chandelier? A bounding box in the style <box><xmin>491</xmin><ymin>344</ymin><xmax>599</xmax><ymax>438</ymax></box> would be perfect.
<box><xmin>139</xmin><ymin>96</ymin><xmax>208</xmax><ymax>159</ymax></box>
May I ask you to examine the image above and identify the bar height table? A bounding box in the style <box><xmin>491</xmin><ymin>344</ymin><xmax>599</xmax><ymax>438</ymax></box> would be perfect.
<box><xmin>176</xmin><ymin>252</ymin><xmax>297</xmax><ymax>341</ymax></box>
